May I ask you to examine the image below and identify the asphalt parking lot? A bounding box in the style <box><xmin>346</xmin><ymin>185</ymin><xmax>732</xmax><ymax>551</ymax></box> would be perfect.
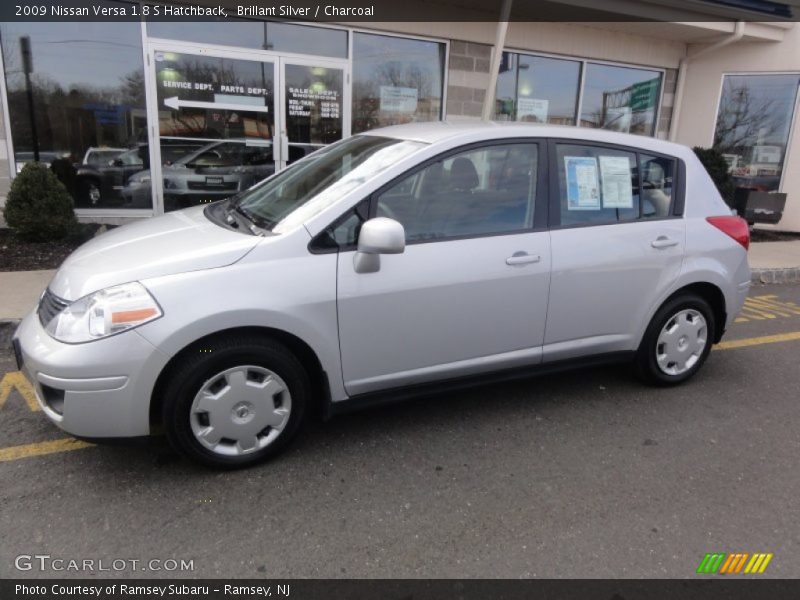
<box><xmin>1</xmin><ymin>284</ymin><xmax>800</xmax><ymax>579</ymax></box>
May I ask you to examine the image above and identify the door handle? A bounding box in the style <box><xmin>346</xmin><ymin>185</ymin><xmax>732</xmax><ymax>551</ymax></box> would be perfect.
<box><xmin>280</xmin><ymin>134</ymin><xmax>289</xmax><ymax>163</ymax></box>
<box><xmin>651</xmin><ymin>236</ymin><xmax>679</xmax><ymax>249</ymax></box>
<box><xmin>506</xmin><ymin>252</ymin><xmax>541</xmax><ymax>266</ymax></box>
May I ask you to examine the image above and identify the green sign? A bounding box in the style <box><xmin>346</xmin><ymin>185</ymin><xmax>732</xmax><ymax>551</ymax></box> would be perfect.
<box><xmin>629</xmin><ymin>78</ymin><xmax>660</xmax><ymax>111</ymax></box>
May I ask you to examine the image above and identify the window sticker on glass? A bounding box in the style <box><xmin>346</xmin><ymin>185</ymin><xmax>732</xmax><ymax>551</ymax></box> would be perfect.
<box><xmin>517</xmin><ymin>98</ymin><xmax>549</xmax><ymax>122</ymax></box>
<box><xmin>379</xmin><ymin>86</ymin><xmax>418</xmax><ymax>113</ymax></box>
<box><xmin>564</xmin><ymin>156</ymin><xmax>600</xmax><ymax>210</ymax></box>
<box><xmin>599</xmin><ymin>156</ymin><xmax>634</xmax><ymax>209</ymax></box>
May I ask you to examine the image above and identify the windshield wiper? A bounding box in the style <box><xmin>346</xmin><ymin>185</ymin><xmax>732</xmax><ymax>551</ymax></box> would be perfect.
<box><xmin>229</xmin><ymin>201</ymin><xmax>272</xmax><ymax>235</ymax></box>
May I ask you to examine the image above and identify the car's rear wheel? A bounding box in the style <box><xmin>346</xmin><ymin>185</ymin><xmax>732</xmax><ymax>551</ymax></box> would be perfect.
<box><xmin>635</xmin><ymin>294</ymin><xmax>715</xmax><ymax>386</ymax></box>
<box><xmin>161</xmin><ymin>334</ymin><xmax>309</xmax><ymax>469</ymax></box>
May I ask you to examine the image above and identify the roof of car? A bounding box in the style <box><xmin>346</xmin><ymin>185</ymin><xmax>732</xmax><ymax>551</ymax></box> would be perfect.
<box><xmin>361</xmin><ymin>121</ymin><xmax>692</xmax><ymax>158</ymax></box>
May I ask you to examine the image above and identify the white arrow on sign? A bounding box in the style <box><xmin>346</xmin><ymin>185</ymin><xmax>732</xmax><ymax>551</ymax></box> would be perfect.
<box><xmin>163</xmin><ymin>96</ymin><xmax>269</xmax><ymax>113</ymax></box>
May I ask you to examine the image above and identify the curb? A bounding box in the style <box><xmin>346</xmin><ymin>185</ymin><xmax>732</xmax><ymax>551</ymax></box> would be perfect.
<box><xmin>751</xmin><ymin>267</ymin><xmax>800</xmax><ymax>285</ymax></box>
<box><xmin>0</xmin><ymin>319</ymin><xmax>20</xmax><ymax>350</ymax></box>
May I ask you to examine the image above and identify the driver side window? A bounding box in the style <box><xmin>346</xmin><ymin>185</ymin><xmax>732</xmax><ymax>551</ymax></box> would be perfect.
<box><xmin>375</xmin><ymin>143</ymin><xmax>539</xmax><ymax>242</ymax></box>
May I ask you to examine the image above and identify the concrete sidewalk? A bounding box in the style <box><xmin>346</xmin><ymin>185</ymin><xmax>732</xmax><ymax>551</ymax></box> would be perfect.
<box><xmin>0</xmin><ymin>270</ymin><xmax>54</xmax><ymax>345</ymax></box>
<box><xmin>0</xmin><ymin>241</ymin><xmax>798</xmax><ymax>335</ymax></box>
<box><xmin>0</xmin><ymin>269</ymin><xmax>54</xmax><ymax>320</ymax></box>
<box><xmin>748</xmin><ymin>241</ymin><xmax>800</xmax><ymax>284</ymax></box>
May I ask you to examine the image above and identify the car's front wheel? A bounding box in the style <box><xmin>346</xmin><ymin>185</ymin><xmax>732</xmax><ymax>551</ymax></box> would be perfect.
<box><xmin>635</xmin><ymin>294</ymin><xmax>715</xmax><ymax>386</ymax></box>
<box><xmin>162</xmin><ymin>334</ymin><xmax>309</xmax><ymax>469</ymax></box>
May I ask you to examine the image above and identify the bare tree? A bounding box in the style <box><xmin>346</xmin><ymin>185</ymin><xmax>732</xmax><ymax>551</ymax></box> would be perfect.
<box><xmin>714</xmin><ymin>83</ymin><xmax>780</xmax><ymax>154</ymax></box>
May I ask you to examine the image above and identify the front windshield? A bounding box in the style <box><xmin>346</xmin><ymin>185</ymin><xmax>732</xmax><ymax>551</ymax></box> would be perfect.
<box><xmin>234</xmin><ymin>135</ymin><xmax>424</xmax><ymax>231</ymax></box>
<box><xmin>174</xmin><ymin>142</ymin><xmax>225</xmax><ymax>166</ymax></box>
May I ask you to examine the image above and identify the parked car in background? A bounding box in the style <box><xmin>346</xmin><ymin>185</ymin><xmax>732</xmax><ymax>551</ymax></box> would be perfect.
<box><xmin>13</xmin><ymin>123</ymin><xmax>750</xmax><ymax>468</ymax></box>
<box><xmin>732</xmin><ymin>174</ymin><xmax>782</xmax><ymax>193</ymax></box>
<box><xmin>75</xmin><ymin>141</ymin><xmax>205</xmax><ymax>207</ymax></box>
<box><xmin>122</xmin><ymin>140</ymin><xmax>275</xmax><ymax>211</ymax></box>
<box><xmin>14</xmin><ymin>151</ymin><xmax>68</xmax><ymax>174</ymax></box>
<box><xmin>81</xmin><ymin>147</ymin><xmax>126</xmax><ymax>167</ymax></box>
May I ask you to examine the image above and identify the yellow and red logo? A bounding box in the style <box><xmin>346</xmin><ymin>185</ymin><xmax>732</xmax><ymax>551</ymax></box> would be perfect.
<box><xmin>696</xmin><ymin>553</ymin><xmax>773</xmax><ymax>574</ymax></box>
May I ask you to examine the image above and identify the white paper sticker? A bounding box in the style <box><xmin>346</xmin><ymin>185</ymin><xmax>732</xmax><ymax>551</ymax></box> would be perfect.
<box><xmin>564</xmin><ymin>156</ymin><xmax>600</xmax><ymax>210</ymax></box>
<box><xmin>599</xmin><ymin>156</ymin><xmax>634</xmax><ymax>209</ymax></box>
<box><xmin>380</xmin><ymin>86</ymin><xmax>418</xmax><ymax>113</ymax></box>
<box><xmin>517</xmin><ymin>98</ymin><xmax>549</xmax><ymax>123</ymax></box>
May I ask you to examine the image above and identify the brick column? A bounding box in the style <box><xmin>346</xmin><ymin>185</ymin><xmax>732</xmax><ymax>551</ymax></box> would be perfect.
<box><xmin>446</xmin><ymin>41</ymin><xmax>493</xmax><ymax>120</ymax></box>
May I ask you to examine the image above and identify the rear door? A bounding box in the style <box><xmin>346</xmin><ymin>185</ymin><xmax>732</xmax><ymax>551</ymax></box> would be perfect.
<box><xmin>544</xmin><ymin>140</ymin><xmax>685</xmax><ymax>361</ymax></box>
<box><xmin>335</xmin><ymin>140</ymin><xmax>551</xmax><ymax>396</ymax></box>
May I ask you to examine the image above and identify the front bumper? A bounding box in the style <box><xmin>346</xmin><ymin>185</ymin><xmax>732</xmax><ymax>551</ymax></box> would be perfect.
<box><xmin>12</xmin><ymin>309</ymin><xmax>169</xmax><ymax>439</ymax></box>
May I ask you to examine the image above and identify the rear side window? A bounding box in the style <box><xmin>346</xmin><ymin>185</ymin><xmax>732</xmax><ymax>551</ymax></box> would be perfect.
<box><xmin>554</xmin><ymin>143</ymin><xmax>679</xmax><ymax>227</ymax></box>
<box><xmin>556</xmin><ymin>144</ymin><xmax>639</xmax><ymax>227</ymax></box>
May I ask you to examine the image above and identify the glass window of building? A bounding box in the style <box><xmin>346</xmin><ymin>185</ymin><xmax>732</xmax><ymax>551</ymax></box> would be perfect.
<box><xmin>495</xmin><ymin>52</ymin><xmax>581</xmax><ymax>125</ymax></box>
<box><xmin>147</xmin><ymin>21</ymin><xmax>348</xmax><ymax>59</ymax></box>
<box><xmin>580</xmin><ymin>63</ymin><xmax>662</xmax><ymax>136</ymax></box>
<box><xmin>352</xmin><ymin>32</ymin><xmax>445</xmax><ymax>134</ymax></box>
<box><xmin>153</xmin><ymin>51</ymin><xmax>277</xmax><ymax>212</ymax></box>
<box><xmin>1</xmin><ymin>12</ymin><xmax>148</xmax><ymax>209</ymax></box>
<box><xmin>713</xmin><ymin>73</ymin><xmax>800</xmax><ymax>193</ymax></box>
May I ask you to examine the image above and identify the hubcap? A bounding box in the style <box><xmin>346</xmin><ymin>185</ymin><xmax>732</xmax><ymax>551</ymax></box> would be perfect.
<box><xmin>189</xmin><ymin>365</ymin><xmax>291</xmax><ymax>456</ymax></box>
<box><xmin>655</xmin><ymin>309</ymin><xmax>708</xmax><ymax>376</ymax></box>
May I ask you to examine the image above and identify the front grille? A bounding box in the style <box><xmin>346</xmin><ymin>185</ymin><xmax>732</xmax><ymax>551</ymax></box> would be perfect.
<box><xmin>38</xmin><ymin>288</ymin><xmax>69</xmax><ymax>327</ymax></box>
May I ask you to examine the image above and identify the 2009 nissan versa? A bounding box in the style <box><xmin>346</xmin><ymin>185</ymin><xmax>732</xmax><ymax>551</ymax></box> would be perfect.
<box><xmin>12</xmin><ymin>123</ymin><xmax>751</xmax><ymax>468</ymax></box>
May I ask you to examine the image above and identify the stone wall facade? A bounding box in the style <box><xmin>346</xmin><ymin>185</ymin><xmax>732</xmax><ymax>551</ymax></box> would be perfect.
<box><xmin>445</xmin><ymin>41</ymin><xmax>493</xmax><ymax>120</ymax></box>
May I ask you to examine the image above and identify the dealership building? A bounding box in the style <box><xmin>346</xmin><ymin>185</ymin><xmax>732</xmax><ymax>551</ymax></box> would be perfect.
<box><xmin>0</xmin><ymin>0</ymin><xmax>799</xmax><ymax>229</ymax></box>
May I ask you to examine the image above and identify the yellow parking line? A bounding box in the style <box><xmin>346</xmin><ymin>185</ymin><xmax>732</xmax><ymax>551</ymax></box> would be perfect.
<box><xmin>715</xmin><ymin>331</ymin><xmax>800</xmax><ymax>351</ymax></box>
<box><xmin>0</xmin><ymin>372</ymin><xmax>39</xmax><ymax>412</ymax></box>
<box><xmin>0</xmin><ymin>438</ymin><xmax>93</xmax><ymax>463</ymax></box>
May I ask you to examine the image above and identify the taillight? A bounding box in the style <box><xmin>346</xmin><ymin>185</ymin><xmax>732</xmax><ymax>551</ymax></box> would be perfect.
<box><xmin>706</xmin><ymin>215</ymin><xmax>750</xmax><ymax>250</ymax></box>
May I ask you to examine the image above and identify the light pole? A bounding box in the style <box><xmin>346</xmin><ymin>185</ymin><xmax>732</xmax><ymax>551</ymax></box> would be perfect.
<box><xmin>20</xmin><ymin>36</ymin><xmax>40</xmax><ymax>162</ymax></box>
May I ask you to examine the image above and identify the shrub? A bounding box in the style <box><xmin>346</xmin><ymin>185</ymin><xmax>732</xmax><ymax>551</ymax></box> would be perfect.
<box><xmin>3</xmin><ymin>161</ymin><xmax>78</xmax><ymax>241</ymax></box>
<box><xmin>693</xmin><ymin>146</ymin><xmax>736</xmax><ymax>207</ymax></box>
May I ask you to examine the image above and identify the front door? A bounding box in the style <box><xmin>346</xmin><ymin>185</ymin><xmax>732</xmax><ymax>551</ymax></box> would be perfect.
<box><xmin>337</xmin><ymin>141</ymin><xmax>551</xmax><ymax>396</ymax></box>
<box><xmin>145</xmin><ymin>43</ymin><xmax>348</xmax><ymax>212</ymax></box>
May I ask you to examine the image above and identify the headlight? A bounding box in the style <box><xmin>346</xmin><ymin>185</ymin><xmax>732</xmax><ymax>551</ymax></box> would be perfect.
<box><xmin>45</xmin><ymin>282</ymin><xmax>162</xmax><ymax>344</ymax></box>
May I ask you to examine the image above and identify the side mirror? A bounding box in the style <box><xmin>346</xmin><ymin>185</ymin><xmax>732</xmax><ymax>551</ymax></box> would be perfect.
<box><xmin>353</xmin><ymin>217</ymin><xmax>405</xmax><ymax>274</ymax></box>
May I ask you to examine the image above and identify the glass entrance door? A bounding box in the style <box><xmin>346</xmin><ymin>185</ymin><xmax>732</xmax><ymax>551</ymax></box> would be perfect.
<box><xmin>279</xmin><ymin>57</ymin><xmax>347</xmax><ymax>169</ymax></box>
<box><xmin>145</xmin><ymin>43</ymin><xmax>348</xmax><ymax>213</ymax></box>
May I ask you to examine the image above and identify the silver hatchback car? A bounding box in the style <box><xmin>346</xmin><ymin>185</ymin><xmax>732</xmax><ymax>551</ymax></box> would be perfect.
<box><xmin>13</xmin><ymin>123</ymin><xmax>751</xmax><ymax>468</ymax></box>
